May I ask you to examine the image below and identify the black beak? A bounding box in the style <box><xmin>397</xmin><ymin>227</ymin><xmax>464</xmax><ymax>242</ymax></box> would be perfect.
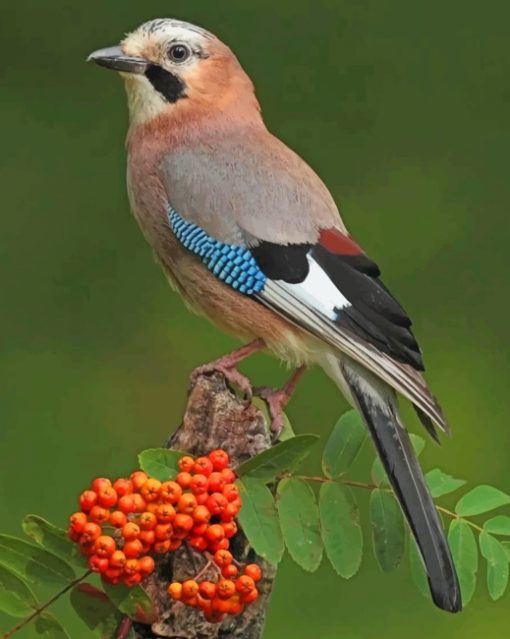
<box><xmin>87</xmin><ymin>46</ymin><xmax>148</xmax><ymax>74</ymax></box>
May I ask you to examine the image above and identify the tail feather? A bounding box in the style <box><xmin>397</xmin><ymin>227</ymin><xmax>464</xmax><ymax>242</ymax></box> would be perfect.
<box><xmin>343</xmin><ymin>363</ymin><xmax>461</xmax><ymax>613</ymax></box>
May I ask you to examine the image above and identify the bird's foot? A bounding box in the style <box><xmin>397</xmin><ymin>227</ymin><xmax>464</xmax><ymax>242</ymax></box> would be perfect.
<box><xmin>253</xmin><ymin>386</ymin><xmax>289</xmax><ymax>436</ymax></box>
<box><xmin>191</xmin><ymin>359</ymin><xmax>253</xmax><ymax>402</ymax></box>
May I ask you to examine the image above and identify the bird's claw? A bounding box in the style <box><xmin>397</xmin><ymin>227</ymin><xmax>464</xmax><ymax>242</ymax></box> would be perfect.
<box><xmin>191</xmin><ymin>361</ymin><xmax>253</xmax><ymax>402</ymax></box>
<box><xmin>253</xmin><ymin>386</ymin><xmax>289</xmax><ymax>436</ymax></box>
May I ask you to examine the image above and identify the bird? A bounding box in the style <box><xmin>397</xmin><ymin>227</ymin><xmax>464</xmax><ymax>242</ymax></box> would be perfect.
<box><xmin>87</xmin><ymin>18</ymin><xmax>461</xmax><ymax>613</ymax></box>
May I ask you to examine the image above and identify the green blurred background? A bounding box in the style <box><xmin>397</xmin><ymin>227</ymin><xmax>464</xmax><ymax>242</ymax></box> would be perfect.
<box><xmin>1</xmin><ymin>0</ymin><xmax>509</xmax><ymax>637</ymax></box>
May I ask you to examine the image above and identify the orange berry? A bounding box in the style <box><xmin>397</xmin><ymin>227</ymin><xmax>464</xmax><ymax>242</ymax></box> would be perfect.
<box><xmin>138</xmin><ymin>511</ymin><xmax>157</xmax><ymax>530</ymax></box>
<box><xmin>138</xmin><ymin>555</ymin><xmax>155</xmax><ymax>575</ymax></box>
<box><xmin>113</xmin><ymin>478</ymin><xmax>133</xmax><ymax>496</ymax></box>
<box><xmin>131</xmin><ymin>493</ymin><xmax>147</xmax><ymax>513</ymax></box>
<box><xmin>109</xmin><ymin>510</ymin><xmax>127</xmax><ymax>528</ymax></box>
<box><xmin>230</xmin><ymin>598</ymin><xmax>244</xmax><ymax>615</ymax></box>
<box><xmin>97</xmin><ymin>486</ymin><xmax>118</xmax><ymax>509</ymax></box>
<box><xmin>199</xmin><ymin>581</ymin><xmax>217</xmax><ymax>599</ymax></box>
<box><xmin>223</xmin><ymin>484</ymin><xmax>239</xmax><ymax>502</ymax></box>
<box><xmin>192</xmin><ymin>505</ymin><xmax>211</xmax><ymax>524</ymax></box>
<box><xmin>123</xmin><ymin>539</ymin><xmax>143</xmax><ymax>558</ymax></box>
<box><xmin>155</xmin><ymin>523</ymin><xmax>173</xmax><ymax>541</ymax></box>
<box><xmin>153</xmin><ymin>540</ymin><xmax>171</xmax><ymax>554</ymax></box>
<box><xmin>118</xmin><ymin>495</ymin><xmax>136</xmax><ymax>514</ymax></box>
<box><xmin>124</xmin><ymin>573</ymin><xmax>142</xmax><ymax>587</ymax></box>
<box><xmin>146</xmin><ymin>502</ymin><xmax>159</xmax><ymax>514</ymax></box>
<box><xmin>217</xmin><ymin>579</ymin><xmax>236</xmax><ymax>599</ymax></box>
<box><xmin>178</xmin><ymin>455</ymin><xmax>195</xmax><ymax>472</ymax></box>
<box><xmin>69</xmin><ymin>512</ymin><xmax>88</xmax><ymax>533</ymax></box>
<box><xmin>176</xmin><ymin>472</ymin><xmax>192</xmax><ymax>489</ymax></box>
<box><xmin>177</xmin><ymin>493</ymin><xmax>197</xmax><ymax>515</ymax></box>
<box><xmin>109</xmin><ymin>550</ymin><xmax>126</xmax><ymax>569</ymax></box>
<box><xmin>212</xmin><ymin>596</ymin><xmax>231</xmax><ymax>613</ymax></box>
<box><xmin>94</xmin><ymin>535</ymin><xmax>116</xmax><ymax>557</ymax></box>
<box><xmin>206</xmin><ymin>524</ymin><xmax>225</xmax><ymax>543</ymax></box>
<box><xmin>213</xmin><ymin>549</ymin><xmax>233</xmax><ymax>568</ymax></box>
<box><xmin>80</xmin><ymin>522</ymin><xmax>101</xmax><ymax>543</ymax></box>
<box><xmin>79</xmin><ymin>490</ymin><xmax>98</xmax><ymax>512</ymax></box>
<box><xmin>79</xmin><ymin>539</ymin><xmax>95</xmax><ymax>556</ymax></box>
<box><xmin>169</xmin><ymin>539</ymin><xmax>182</xmax><ymax>551</ymax></box>
<box><xmin>242</xmin><ymin>589</ymin><xmax>259</xmax><ymax>603</ymax></box>
<box><xmin>182</xmin><ymin>580</ymin><xmax>199</xmax><ymax>599</ymax></box>
<box><xmin>124</xmin><ymin>558</ymin><xmax>140</xmax><ymax>576</ymax></box>
<box><xmin>206</xmin><ymin>493</ymin><xmax>228</xmax><ymax>516</ymax></box>
<box><xmin>130</xmin><ymin>471</ymin><xmax>148</xmax><ymax>491</ymax></box>
<box><xmin>195</xmin><ymin>492</ymin><xmax>208</xmax><ymax>506</ymax></box>
<box><xmin>222</xmin><ymin>521</ymin><xmax>238</xmax><ymax>538</ymax></box>
<box><xmin>207</xmin><ymin>472</ymin><xmax>225</xmax><ymax>493</ymax></box>
<box><xmin>173</xmin><ymin>514</ymin><xmax>194</xmax><ymax>536</ymax></box>
<box><xmin>220</xmin><ymin>468</ymin><xmax>236</xmax><ymax>484</ymax></box>
<box><xmin>188</xmin><ymin>536</ymin><xmax>208</xmax><ymax>552</ymax></box>
<box><xmin>197</xmin><ymin>594</ymin><xmax>212</xmax><ymax>612</ymax></box>
<box><xmin>189</xmin><ymin>474</ymin><xmax>209</xmax><ymax>495</ymax></box>
<box><xmin>193</xmin><ymin>457</ymin><xmax>213</xmax><ymax>476</ymax></box>
<box><xmin>88</xmin><ymin>554</ymin><xmax>109</xmax><ymax>573</ymax></box>
<box><xmin>91</xmin><ymin>477</ymin><xmax>112</xmax><ymax>493</ymax></box>
<box><xmin>192</xmin><ymin>523</ymin><xmax>208</xmax><ymax>537</ymax></box>
<box><xmin>103</xmin><ymin>567</ymin><xmax>122</xmax><ymax>583</ymax></box>
<box><xmin>210</xmin><ymin>538</ymin><xmax>229</xmax><ymax>553</ymax></box>
<box><xmin>88</xmin><ymin>505</ymin><xmax>110</xmax><ymax>525</ymax></box>
<box><xmin>168</xmin><ymin>582</ymin><xmax>183</xmax><ymax>600</ymax></box>
<box><xmin>67</xmin><ymin>527</ymin><xmax>81</xmax><ymax>542</ymax></box>
<box><xmin>156</xmin><ymin>503</ymin><xmax>176</xmax><ymax>523</ymax></box>
<box><xmin>159</xmin><ymin>481</ymin><xmax>182</xmax><ymax>504</ymax></box>
<box><xmin>244</xmin><ymin>564</ymin><xmax>262</xmax><ymax>582</ymax></box>
<box><xmin>222</xmin><ymin>564</ymin><xmax>238</xmax><ymax>579</ymax></box>
<box><xmin>220</xmin><ymin>503</ymin><xmax>240</xmax><ymax>523</ymax></box>
<box><xmin>139</xmin><ymin>530</ymin><xmax>156</xmax><ymax>547</ymax></box>
<box><xmin>140</xmin><ymin>478</ymin><xmax>162</xmax><ymax>502</ymax></box>
<box><xmin>122</xmin><ymin>522</ymin><xmax>140</xmax><ymax>541</ymax></box>
<box><xmin>208</xmin><ymin>449</ymin><xmax>230</xmax><ymax>471</ymax></box>
<box><xmin>235</xmin><ymin>575</ymin><xmax>256</xmax><ymax>595</ymax></box>
<box><xmin>205</xmin><ymin>609</ymin><xmax>225</xmax><ymax>623</ymax></box>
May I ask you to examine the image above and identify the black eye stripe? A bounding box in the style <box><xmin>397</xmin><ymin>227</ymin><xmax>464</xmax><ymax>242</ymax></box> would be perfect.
<box><xmin>145</xmin><ymin>65</ymin><xmax>187</xmax><ymax>103</ymax></box>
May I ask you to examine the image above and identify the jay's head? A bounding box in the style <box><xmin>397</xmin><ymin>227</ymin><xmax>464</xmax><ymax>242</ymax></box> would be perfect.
<box><xmin>88</xmin><ymin>19</ymin><xmax>260</xmax><ymax>127</ymax></box>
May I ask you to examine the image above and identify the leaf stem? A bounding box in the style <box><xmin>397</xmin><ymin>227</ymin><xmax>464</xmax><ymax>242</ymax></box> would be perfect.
<box><xmin>0</xmin><ymin>570</ymin><xmax>92</xmax><ymax>639</ymax></box>
<box><xmin>436</xmin><ymin>505</ymin><xmax>484</xmax><ymax>533</ymax></box>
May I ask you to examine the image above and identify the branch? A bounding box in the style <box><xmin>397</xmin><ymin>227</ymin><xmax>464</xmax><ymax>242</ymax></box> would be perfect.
<box><xmin>131</xmin><ymin>372</ymin><xmax>277</xmax><ymax>639</ymax></box>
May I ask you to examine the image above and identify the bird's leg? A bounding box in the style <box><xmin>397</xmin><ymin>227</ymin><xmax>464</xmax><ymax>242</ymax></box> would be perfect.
<box><xmin>254</xmin><ymin>365</ymin><xmax>306</xmax><ymax>435</ymax></box>
<box><xmin>190</xmin><ymin>338</ymin><xmax>265</xmax><ymax>400</ymax></box>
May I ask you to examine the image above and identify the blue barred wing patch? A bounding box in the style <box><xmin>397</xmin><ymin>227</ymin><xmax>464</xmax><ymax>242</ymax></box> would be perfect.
<box><xmin>168</xmin><ymin>208</ymin><xmax>266</xmax><ymax>294</ymax></box>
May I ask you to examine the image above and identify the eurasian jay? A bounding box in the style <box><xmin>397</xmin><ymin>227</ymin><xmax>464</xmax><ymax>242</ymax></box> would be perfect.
<box><xmin>88</xmin><ymin>18</ymin><xmax>461</xmax><ymax>612</ymax></box>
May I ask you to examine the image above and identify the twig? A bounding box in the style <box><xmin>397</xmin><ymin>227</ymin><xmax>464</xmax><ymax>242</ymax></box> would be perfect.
<box><xmin>0</xmin><ymin>570</ymin><xmax>91</xmax><ymax>639</ymax></box>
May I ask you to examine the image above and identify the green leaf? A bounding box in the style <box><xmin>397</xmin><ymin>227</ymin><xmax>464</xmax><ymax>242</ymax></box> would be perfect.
<box><xmin>455</xmin><ymin>485</ymin><xmax>510</xmax><ymax>517</ymax></box>
<box><xmin>408</xmin><ymin>538</ymin><xmax>430</xmax><ymax>599</ymax></box>
<box><xmin>369</xmin><ymin>489</ymin><xmax>405</xmax><ymax>572</ymax></box>
<box><xmin>479</xmin><ymin>531</ymin><xmax>509</xmax><ymax>600</ymax></box>
<box><xmin>103</xmin><ymin>582</ymin><xmax>156</xmax><ymax>623</ymax></box>
<box><xmin>137</xmin><ymin>448</ymin><xmax>182</xmax><ymax>481</ymax></box>
<box><xmin>0</xmin><ymin>534</ymin><xmax>75</xmax><ymax>587</ymax></box>
<box><xmin>22</xmin><ymin>515</ymin><xmax>83</xmax><ymax>567</ymax></box>
<box><xmin>322</xmin><ymin>411</ymin><xmax>366</xmax><ymax>478</ymax></box>
<box><xmin>71</xmin><ymin>583</ymin><xmax>122</xmax><ymax>636</ymax></box>
<box><xmin>276</xmin><ymin>478</ymin><xmax>322</xmax><ymax>572</ymax></box>
<box><xmin>319</xmin><ymin>483</ymin><xmax>362</xmax><ymax>578</ymax></box>
<box><xmin>0</xmin><ymin>563</ymin><xmax>37</xmax><ymax>618</ymax></box>
<box><xmin>371</xmin><ymin>458</ymin><xmax>388</xmax><ymax>487</ymax></box>
<box><xmin>236</xmin><ymin>435</ymin><xmax>319</xmax><ymax>482</ymax></box>
<box><xmin>236</xmin><ymin>477</ymin><xmax>284</xmax><ymax>564</ymax></box>
<box><xmin>425</xmin><ymin>469</ymin><xmax>466</xmax><ymax>498</ymax></box>
<box><xmin>484</xmin><ymin>515</ymin><xmax>510</xmax><ymax>536</ymax></box>
<box><xmin>252</xmin><ymin>398</ymin><xmax>294</xmax><ymax>442</ymax></box>
<box><xmin>448</xmin><ymin>520</ymin><xmax>478</xmax><ymax>605</ymax></box>
<box><xmin>34</xmin><ymin>613</ymin><xmax>71</xmax><ymax>638</ymax></box>
<box><xmin>501</xmin><ymin>542</ymin><xmax>510</xmax><ymax>562</ymax></box>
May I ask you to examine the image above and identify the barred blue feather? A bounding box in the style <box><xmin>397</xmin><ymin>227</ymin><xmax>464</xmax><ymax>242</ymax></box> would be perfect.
<box><xmin>168</xmin><ymin>208</ymin><xmax>266</xmax><ymax>294</ymax></box>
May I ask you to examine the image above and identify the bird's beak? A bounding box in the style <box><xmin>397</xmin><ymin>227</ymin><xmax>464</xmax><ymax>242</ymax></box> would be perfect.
<box><xmin>87</xmin><ymin>46</ymin><xmax>148</xmax><ymax>75</ymax></box>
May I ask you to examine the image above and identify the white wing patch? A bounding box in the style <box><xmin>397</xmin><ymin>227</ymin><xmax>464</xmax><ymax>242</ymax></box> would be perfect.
<box><xmin>276</xmin><ymin>255</ymin><xmax>351</xmax><ymax>321</ymax></box>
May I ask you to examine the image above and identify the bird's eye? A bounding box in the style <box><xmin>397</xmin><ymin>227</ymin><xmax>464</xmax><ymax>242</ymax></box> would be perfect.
<box><xmin>168</xmin><ymin>44</ymin><xmax>191</xmax><ymax>63</ymax></box>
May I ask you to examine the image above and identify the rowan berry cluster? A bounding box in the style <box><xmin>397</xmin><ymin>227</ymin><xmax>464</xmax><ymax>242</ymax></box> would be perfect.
<box><xmin>66</xmin><ymin>448</ymin><xmax>261</xmax><ymax>598</ymax></box>
<box><xmin>168</xmin><ymin>552</ymin><xmax>262</xmax><ymax>624</ymax></box>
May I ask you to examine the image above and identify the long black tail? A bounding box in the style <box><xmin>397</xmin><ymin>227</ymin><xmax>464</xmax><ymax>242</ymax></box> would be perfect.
<box><xmin>344</xmin><ymin>364</ymin><xmax>462</xmax><ymax>613</ymax></box>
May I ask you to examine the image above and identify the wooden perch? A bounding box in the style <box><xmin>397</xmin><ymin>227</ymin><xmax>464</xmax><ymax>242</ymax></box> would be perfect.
<box><xmin>130</xmin><ymin>372</ymin><xmax>277</xmax><ymax>639</ymax></box>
